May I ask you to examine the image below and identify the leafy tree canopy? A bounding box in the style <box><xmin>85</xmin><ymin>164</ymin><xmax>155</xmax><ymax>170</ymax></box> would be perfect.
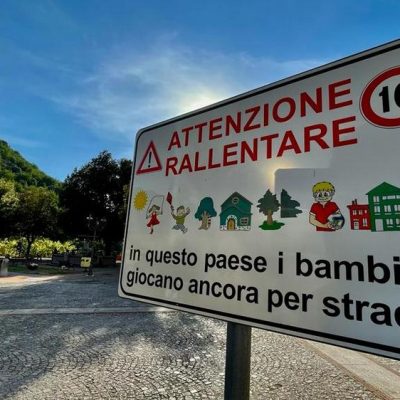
<box><xmin>0</xmin><ymin>178</ymin><xmax>18</xmax><ymax>213</ymax></box>
<box><xmin>0</xmin><ymin>140</ymin><xmax>60</xmax><ymax>191</ymax></box>
<box><xmin>60</xmin><ymin>151</ymin><xmax>132</xmax><ymax>251</ymax></box>
<box><xmin>0</xmin><ymin>179</ymin><xmax>19</xmax><ymax>237</ymax></box>
<box><xmin>15</xmin><ymin>186</ymin><xmax>60</xmax><ymax>257</ymax></box>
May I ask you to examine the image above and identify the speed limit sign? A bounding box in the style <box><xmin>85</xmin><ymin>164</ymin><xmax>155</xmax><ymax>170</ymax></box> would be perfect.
<box><xmin>361</xmin><ymin>66</ymin><xmax>400</xmax><ymax>128</ymax></box>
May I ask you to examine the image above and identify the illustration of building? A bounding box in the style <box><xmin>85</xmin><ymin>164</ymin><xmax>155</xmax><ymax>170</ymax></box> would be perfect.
<box><xmin>347</xmin><ymin>199</ymin><xmax>371</xmax><ymax>230</ymax></box>
<box><xmin>367</xmin><ymin>182</ymin><xmax>400</xmax><ymax>232</ymax></box>
<box><xmin>220</xmin><ymin>192</ymin><xmax>252</xmax><ymax>231</ymax></box>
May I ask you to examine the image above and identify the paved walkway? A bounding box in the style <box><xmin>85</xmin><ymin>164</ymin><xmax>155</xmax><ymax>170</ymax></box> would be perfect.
<box><xmin>0</xmin><ymin>274</ymin><xmax>59</xmax><ymax>284</ymax></box>
<box><xmin>0</xmin><ymin>268</ymin><xmax>399</xmax><ymax>399</ymax></box>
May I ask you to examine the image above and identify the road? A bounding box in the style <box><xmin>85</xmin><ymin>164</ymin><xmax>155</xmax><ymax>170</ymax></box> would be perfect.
<box><xmin>0</xmin><ymin>269</ymin><xmax>399</xmax><ymax>399</ymax></box>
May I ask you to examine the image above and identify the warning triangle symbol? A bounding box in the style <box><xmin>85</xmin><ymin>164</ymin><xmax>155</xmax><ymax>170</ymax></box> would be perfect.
<box><xmin>136</xmin><ymin>141</ymin><xmax>162</xmax><ymax>175</ymax></box>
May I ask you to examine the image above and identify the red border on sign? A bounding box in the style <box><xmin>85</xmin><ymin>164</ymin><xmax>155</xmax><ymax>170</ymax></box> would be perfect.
<box><xmin>360</xmin><ymin>66</ymin><xmax>400</xmax><ymax>128</ymax></box>
<box><xmin>136</xmin><ymin>141</ymin><xmax>162</xmax><ymax>174</ymax></box>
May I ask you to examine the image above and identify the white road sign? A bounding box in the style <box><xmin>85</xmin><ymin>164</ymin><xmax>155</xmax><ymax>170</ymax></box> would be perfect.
<box><xmin>119</xmin><ymin>40</ymin><xmax>400</xmax><ymax>360</ymax></box>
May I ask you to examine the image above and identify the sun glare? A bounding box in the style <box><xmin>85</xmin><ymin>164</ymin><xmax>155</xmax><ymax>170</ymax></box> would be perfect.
<box><xmin>179</xmin><ymin>92</ymin><xmax>223</xmax><ymax>113</ymax></box>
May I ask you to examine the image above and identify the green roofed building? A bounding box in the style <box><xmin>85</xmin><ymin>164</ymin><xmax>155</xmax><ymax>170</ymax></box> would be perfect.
<box><xmin>367</xmin><ymin>182</ymin><xmax>400</xmax><ymax>232</ymax></box>
<box><xmin>220</xmin><ymin>192</ymin><xmax>252</xmax><ymax>231</ymax></box>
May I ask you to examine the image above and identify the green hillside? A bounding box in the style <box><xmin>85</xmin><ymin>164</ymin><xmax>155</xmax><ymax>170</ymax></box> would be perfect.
<box><xmin>0</xmin><ymin>140</ymin><xmax>59</xmax><ymax>191</ymax></box>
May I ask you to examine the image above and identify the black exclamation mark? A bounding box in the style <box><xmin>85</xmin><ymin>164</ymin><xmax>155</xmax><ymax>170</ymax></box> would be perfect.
<box><xmin>148</xmin><ymin>152</ymin><xmax>152</xmax><ymax>168</ymax></box>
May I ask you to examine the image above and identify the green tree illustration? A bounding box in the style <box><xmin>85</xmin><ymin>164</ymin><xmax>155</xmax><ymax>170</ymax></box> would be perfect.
<box><xmin>280</xmin><ymin>189</ymin><xmax>302</xmax><ymax>218</ymax></box>
<box><xmin>194</xmin><ymin>197</ymin><xmax>217</xmax><ymax>230</ymax></box>
<box><xmin>257</xmin><ymin>190</ymin><xmax>280</xmax><ymax>225</ymax></box>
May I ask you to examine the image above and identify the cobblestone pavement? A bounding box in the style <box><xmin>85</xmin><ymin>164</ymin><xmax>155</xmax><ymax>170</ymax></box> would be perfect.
<box><xmin>0</xmin><ymin>269</ymin><xmax>138</xmax><ymax>310</ymax></box>
<box><xmin>0</xmin><ymin>269</ymin><xmax>398</xmax><ymax>399</ymax></box>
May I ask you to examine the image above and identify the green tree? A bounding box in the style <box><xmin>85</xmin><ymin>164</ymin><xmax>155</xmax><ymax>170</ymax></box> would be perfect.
<box><xmin>0</xmin><ymin>179</ymin><xmax>18</xmax><ymax>237</ymax></box>
<box><xmin>119</xmin><ymin>159</ymin><xmax>133</xmax><ymax>220</ymax></box>
<box><xmin>60</xmin><ymin>151</ymin><xmax>132</xmax><ymax>252</ymax></box>
<box><xmin>0</xmin><ymin>140</ymin><xmax>60</xmax><ymax>191</ymax></box>
<box><xmin>194</xmin><ymin>197</ymin><xmax>217</xmax><ymax>230</ymax></box>
<box><xmin>280</xmin><ymin>189</ymin><xmax>302</xmax><ymax>218</ymax></box>
<box><xmin>15</xmin><ymin>187</ymin><xmax>59</xmax><ymax>258</ymax></box>
<box><xmin>257</xmin><ymin>189</ymin><xmax>280</xmax><ymax>225</ymax></box>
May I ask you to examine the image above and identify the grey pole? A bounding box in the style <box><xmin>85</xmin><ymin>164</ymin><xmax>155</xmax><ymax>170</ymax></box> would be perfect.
<box><xmin>224</xmin><ymin>322</ymin><xmax>252</xmax><ymax>400</ymax></box>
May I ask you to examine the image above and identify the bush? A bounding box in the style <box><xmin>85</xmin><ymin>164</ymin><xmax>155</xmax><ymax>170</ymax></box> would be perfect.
<box><xmin>0</xmin><ymin>238</ymin><xmax>77</xmax><ymax>258</ymax></box>
<box><xmin>0</xmin><ymin>238</ymin><xmax>18</xmax><ymax>257</ymax></box>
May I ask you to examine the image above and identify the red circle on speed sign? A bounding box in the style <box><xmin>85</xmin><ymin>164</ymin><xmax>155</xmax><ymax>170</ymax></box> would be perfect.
<box><xmin>360</xmin><ymin>66</ymin><xmax>400</xmax><ymax>128</ymax></box>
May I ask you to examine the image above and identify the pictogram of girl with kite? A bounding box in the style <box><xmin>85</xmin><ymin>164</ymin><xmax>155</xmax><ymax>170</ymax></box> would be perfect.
<box><xmin>146</xmin><ymin>194</ymin><xmax>164</xmax><ymax>234</ymax></box>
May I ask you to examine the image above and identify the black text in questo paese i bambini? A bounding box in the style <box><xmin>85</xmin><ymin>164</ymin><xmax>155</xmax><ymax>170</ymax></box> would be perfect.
<box><xmin>125</xmin><ymin>246</ymin><xmax>400</xmax><ymax>326</ymax></box>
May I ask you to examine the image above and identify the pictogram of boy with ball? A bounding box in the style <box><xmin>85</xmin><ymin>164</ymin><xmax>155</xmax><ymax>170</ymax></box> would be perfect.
<box><xmin>309</xmin><ymin>181</ymin><xmax>345</xmax><ymax>231</ymax></box>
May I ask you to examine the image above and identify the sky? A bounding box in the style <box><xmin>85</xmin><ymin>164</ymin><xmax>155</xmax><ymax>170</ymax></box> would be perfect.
<box><xmin>1</xmin><ymin>0</ymin><xmax>399</xmax><ymax>181</ymax></box>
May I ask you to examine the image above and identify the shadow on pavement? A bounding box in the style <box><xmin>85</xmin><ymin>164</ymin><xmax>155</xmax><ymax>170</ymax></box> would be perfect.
<box><xmin>0</xmin><ymin>268</ymin><xmax>225</xmax><ymax>399</ymax></box>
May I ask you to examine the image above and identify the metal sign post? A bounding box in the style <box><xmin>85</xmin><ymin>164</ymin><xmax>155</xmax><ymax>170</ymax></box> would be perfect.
<box><xmin>224</xmin><ymin>322</ymin><xmax>252</xmax><ymax>400</ymax></box>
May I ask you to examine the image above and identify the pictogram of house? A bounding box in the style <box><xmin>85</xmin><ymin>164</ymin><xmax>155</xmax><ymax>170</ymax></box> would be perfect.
<box><xmin>367</xmin><ymin>182</ymin><xmax>400</xmax><ymax>232</ymax></box>
<box><xmin>220</xmin><ymin>192</ymin><xmax>252</xmax><ymax>231</ymax></box>
<box><xmin>347</xmin><ymin>199</ymin><xmax>371</xmax><ymax>230</ymax></box>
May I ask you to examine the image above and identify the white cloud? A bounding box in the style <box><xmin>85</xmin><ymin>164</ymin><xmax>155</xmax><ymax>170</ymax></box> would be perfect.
<box><xmin>52</xmin><ymin>41</ymin><xmax>327</xmax><ymax>141</ymax></box>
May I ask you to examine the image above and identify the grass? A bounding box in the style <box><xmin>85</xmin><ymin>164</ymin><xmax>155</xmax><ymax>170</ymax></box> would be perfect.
<box><xmin>8</xmin><ymin>264</ymin><xmax>77</xmax><ymax>275</ymax></box>
<box><xmin>259</xmin><ymin>220</ymin><xmax>285</xmax><ymax>230</ymax></box>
